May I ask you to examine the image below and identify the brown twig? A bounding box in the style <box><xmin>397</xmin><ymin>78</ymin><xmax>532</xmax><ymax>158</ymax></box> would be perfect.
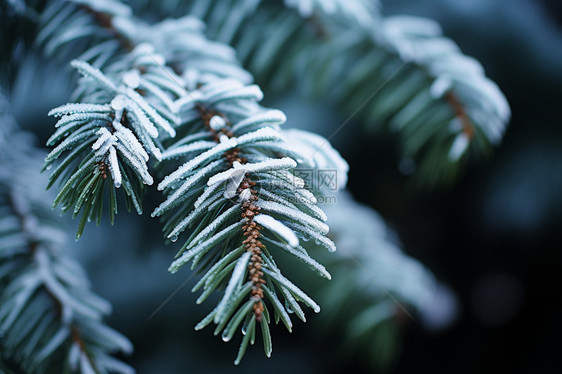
<box><xmin>446</xmin><ymin>92</ymin><xmax>475</xmax><ymax>140</ymax></box>
<box><xmin>199</xmin><ymin>108</ymin><xmax>266</xmax><ymax>322</ymax></box>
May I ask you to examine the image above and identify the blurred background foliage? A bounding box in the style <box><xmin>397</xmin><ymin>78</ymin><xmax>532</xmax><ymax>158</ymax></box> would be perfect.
<box><xmin>2</xmin><ymin>0</ymin><xmax>561</xmax><ymax>373</ymax></box>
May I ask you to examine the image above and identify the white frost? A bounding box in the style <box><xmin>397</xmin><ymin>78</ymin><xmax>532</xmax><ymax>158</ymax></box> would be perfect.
<box><xmin>430</xmin><ymin>77</ymin><xmax>452</xmax><ymax>98</ymax></box>
<box><xmin>158</xmin><ymin>138</ymin><xmax>238</xmax><ymax>190</ymax></box>
<box><xmin>214</xmin><ymin>251</ymin><xmax>251</xmax><ymax>323</ymax></box>
<box><xmin>207</xmin><ymin>157</ymin><xmax>296</xmax><ymax>187</ymax></box>
<box><xmin>92</xmin><ymin>128</ymin><xmax>113</xmax><ymax>150</ymax></box>
<box><xmin>246</xmin><ymin>157</ymin><xmax>297</xmax><ymax>173</ymax></box>
<box><xmin>448</xmin><ymin>133</ymin><xmax>469</xmax><ymax>161</ymax></box>
<box><xmin>236</xmin><ymin>127</ymin><xmax>280</xmax><ymax>145</ymax></box>
<box><xmin>230</xmin><ymin>110</ymin><xmax>287</xmax><ymax>134</ymax></box>
<box><xmin>122</xmin><ymin>70</ymin><xmax>141</xmax><ymax>89</ymax></box>
<box><xmin>113</xmin><ymin>122</ymin><xmax>149</xmax><ymax>162</ymax></box>
<box><xmin>219</xmin><ymin>134</ymin><xmax>230</xmax><ymax>144</ymax></box>
<box><xmin>48</xmin><ymin>103</ymin><xmax>111</xmax><ymax>117</ymax></box>
<box><xmin>161</xmin><ymin>141</ymin><xmax>216</xmax><ymax>160</ymax></box>
<box><xmin>257</xmin><ymin>200</ymin><xmax>329</xmax><ymax>234</ymax></box>
<box><xmin>70</xmin><ymin>60</ymin><xmax>117</xmax><ymax>92</ymax></box>
<box><xmin>110</xmin><ymin>95</ymin><xmax>126</xmax><ymax>111</ymax></box>
<box><xmin>107</xmin><ymin>146</ymin><xmax>122</xmax><ymax>188</ymax></box>
<box><xmin>254</xmin><ymin>214</ymin><xmax>299</xmax><ymax>247</ymax></box>
<box><xmin>209</xmin><ymin>115</ymin><xmax>226</xmax><ymax>131</ymax></box>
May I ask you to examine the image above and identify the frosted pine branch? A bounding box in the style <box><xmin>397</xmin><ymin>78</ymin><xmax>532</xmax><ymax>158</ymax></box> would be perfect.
<box><xmin>45</xmin><ymin>56</ymin><xmax>179</xmax><ymax>237</ymax></box>
<box><xmin>153</xmin><ymin>76</ymin><xmax>341</xmax><ymax>363</ymax></box>
<box><xmin>0</xmin><ymin>109</ymin><xmax>133</xmax><ymax>373</ymax></box>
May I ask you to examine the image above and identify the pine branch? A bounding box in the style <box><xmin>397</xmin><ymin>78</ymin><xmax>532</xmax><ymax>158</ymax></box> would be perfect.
<box><xmin>0</xmin><ymin>97</ymin><xmax>133</xmax><ymax>374</ymax></box>
<box><xmin>152</xmin><ymin>78</ymin><xmax>336</xmax><ymax>363</ymax></box>
<box><xmin>179</xmin><ymin>0</ymin><xmax>510</xmax><ymax>186</ymax></box>
<box><xmin>44</xmin><ymin>56</ymin><xmax>177</xmax><ymax>238</ymax></box>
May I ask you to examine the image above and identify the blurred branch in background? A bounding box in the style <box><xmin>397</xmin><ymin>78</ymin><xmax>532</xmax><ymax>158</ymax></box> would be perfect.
<box><xmin>0</xmin><ymin>94</ymin><xmax>133</xmax><ymax>373</ymax></box>
<box><xmin>313</xmin><ymin>192</ymin><xmax>457</xmax><ymax>369</ymax></box>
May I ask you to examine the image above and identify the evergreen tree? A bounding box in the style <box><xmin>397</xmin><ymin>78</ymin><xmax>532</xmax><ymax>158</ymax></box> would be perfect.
<box><xmin>1</xmin><ymin>0</ymin><xmax>509</xmax><ymax>372</ymax></box>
